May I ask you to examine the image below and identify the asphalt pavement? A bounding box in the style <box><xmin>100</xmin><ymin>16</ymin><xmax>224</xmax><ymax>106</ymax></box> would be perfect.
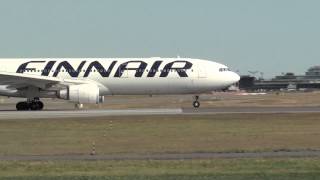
<box><xmin>0</xmin><ymin>107</ymin><xmax>319</xmax><ymax>119</ymax></box>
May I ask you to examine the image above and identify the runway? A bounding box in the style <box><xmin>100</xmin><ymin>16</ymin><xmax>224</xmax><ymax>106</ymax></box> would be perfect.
<box><xmin>0</xmin><ymin>106</ymin><xmax>319</xmax><ymax>119</ymax></box>
<box><xmin>1</xmin><ymin>150</ymin><xmax>320</xmax><ymax>161</ymax></box>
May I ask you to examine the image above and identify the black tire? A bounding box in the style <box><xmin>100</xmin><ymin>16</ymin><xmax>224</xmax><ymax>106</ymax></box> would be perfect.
<box><xmin>29</xmin><ymin>101</ymin><xmax>44</xmax><ymax>111</ymax></box>
<box><xmin>193</xmin><ymin>101</ymin><xmax>200</xmax><ymax>108</ymax></box>
<box><xmin>16</xmin><ymin>102</ymin><xmax>23</xmax><ymax>111</ymax></box>
<box><xmin>30</xmin><ymin>102</ymin><xmax>40</xmax><ymax>111</ymax></box>
<box><xmin>16</xmin><ymin>102</ymin><xmax>30</xmax><ymax>111</ymax></box>
<box><xmin>38</xmin><ymin>101</ymin><xmax>44</xmax><ymax>110</ymax></box>
<box><xmin>17</xmin><ymin>100</ymin><xmax>44</xmax><ymax>111</ymax></box>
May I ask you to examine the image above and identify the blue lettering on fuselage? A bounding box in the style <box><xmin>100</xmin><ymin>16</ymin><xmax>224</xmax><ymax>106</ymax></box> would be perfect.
<box><xmin>16</xmin><ymin>60</ymin><xmax>193</xmax><ymax>78</ymax></box>
<box><xmin>114</xmin><ymin>61</ymin><xmax>147</xmax><ymax>78</ymax></box>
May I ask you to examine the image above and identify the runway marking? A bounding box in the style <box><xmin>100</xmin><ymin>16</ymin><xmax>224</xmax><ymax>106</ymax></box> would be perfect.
<box><xmin>0</xmin><ymin>107</ymin><xmax>319</xmax><ymax>120</ymax></box>
<box><xmin>1</xmin><ymin>151</ymin><xmax>320</xmax><ymax>161</ymax></box>
<box><xmin>182</xmin><ymin>107</ymin><xmax>320</xmax><ymax>114</ymax></box>
<box><xmin>0</xmin><ymin>109</ymin><xmax>183</xmax><ymax>120</ymax></box>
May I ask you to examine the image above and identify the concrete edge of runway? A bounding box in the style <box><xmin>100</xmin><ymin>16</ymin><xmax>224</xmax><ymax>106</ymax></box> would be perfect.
<box><xmin>1</xmin><ymin>150</ymin><xmax>320</xmax><ymax>161</ymax></box>
<box><xmin>0</xmin><ymin>107</ymin><xmax>320</xmax><ymax>120</ymax></box>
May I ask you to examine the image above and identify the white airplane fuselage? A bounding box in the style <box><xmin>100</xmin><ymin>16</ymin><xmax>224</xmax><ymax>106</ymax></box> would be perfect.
<box><xmin>0</xmin><ymin>58</ymin><xmax>240</xmax><ymax>109</ymax></box>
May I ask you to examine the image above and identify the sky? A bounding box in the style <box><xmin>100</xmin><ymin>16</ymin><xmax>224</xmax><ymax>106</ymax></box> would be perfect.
<box><xmin>0</xmin><ymin>0</ymin><xmax>319</xmax><ymax>77</ymax></box>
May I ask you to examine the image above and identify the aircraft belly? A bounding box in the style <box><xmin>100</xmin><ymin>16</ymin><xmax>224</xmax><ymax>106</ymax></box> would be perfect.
<box><xmin>106</xmin><ymin>78</ymin><xmax>194</xmax><ymax>95</ymax></box>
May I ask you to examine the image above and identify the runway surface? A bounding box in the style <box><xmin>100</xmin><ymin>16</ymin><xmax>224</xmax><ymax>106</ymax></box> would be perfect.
<box><xmin>1</xmin><ymin>150</ymin><xmax>320</xmax><ymax>161</ymax></box>
<box><xmin>0</xmin><ymin>107</ymin><xmax>319</xmax><ymax>119</ymax></box>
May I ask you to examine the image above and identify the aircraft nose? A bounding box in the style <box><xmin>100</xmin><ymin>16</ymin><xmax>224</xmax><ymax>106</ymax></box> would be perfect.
<box><xmin>231</xmin><ymin>72</ymin><xmax>241</xmax><ymax>83</ymax></box>
<box><xmin>225</xmin><ymin>71</ymin><xmax>240</xmax><ymax>85</ymax></box>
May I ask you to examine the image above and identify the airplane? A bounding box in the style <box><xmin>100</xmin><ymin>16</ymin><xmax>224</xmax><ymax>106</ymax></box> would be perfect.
<box><xmin>0</xmin><ymin>58</ymin><xmax>240</xmax><ymax>110</ymax></box>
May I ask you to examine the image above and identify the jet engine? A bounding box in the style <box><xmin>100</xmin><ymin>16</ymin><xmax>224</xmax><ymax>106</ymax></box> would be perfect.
<box><xmin>58</xmin><ymin>84</ymin><xmax>104</xmax><ymax>104</ymax></box>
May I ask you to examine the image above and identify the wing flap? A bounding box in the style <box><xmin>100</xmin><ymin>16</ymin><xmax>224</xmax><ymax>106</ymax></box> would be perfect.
<box><xmin>0</xmin><ymin>72</ymin><xmax>62</xmax><ymax>89</ymax></box>
<box><xmin>0</xmin><ymin>72</ymin><xmax>105</xmax><ymax>93</ymax></box>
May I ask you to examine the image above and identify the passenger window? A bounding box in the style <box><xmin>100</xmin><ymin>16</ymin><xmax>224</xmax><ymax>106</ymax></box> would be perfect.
<box><xmin>220</xmin><ymin>68</ymin><xmax>231</xmax><ymax>72</ymax></box>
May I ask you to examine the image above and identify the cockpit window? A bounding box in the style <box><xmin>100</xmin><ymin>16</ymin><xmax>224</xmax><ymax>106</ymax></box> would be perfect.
<box><xmin>219</xmin><ymin>68</ymin><xmax>230</xmax><ymax>72</ymax></box>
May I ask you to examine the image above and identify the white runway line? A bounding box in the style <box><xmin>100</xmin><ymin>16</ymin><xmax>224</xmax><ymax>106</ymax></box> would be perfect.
<box><xmin>0</xmin><ymin>107</ymin><xmax>319</xmax><ymax>120</ymax></box>
<box><xmin>0</xmin><ymin>109</ymin><xmax>183</xmax><ymax>120</ymax></box>
<box><xmin>1</xmin><ymin>150</ymin><xmax>320</xmax><ymax>161</ymax></box>
<box><xmin>182</xmin><ymin>107</ymin><xmax>320</xmax><ymax>114</ymax></box>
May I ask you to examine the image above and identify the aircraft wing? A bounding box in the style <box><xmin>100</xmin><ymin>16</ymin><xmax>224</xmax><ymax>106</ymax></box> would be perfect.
<box><xmin>0</xmin><ymin>71</ymin><xmax>88</xmax><ymax>90</ymax></box>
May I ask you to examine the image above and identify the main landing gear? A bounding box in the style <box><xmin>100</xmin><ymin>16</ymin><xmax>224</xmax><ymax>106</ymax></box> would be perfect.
<box><xmin>193</xmin><ymin>95</ymin><xmax>200</xmax><ymax>108</ymax></box>
<box><xmin>16</xmin><ymin>98</ymin><xmax>44</xmax><ymax>111</ymax></box>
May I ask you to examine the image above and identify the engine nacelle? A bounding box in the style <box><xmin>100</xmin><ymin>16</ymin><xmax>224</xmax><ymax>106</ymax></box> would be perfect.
<box><xmin>58</xmin><ymin>84</ymin><xmax>104</xmax><ymax>104</ymax></box>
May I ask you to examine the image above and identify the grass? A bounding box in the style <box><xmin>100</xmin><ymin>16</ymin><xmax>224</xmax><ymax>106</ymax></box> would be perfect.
<box><xmin>1</xmin><ymin>158</ymin><xmax>320</xmax><ymax>179</ymax></box>
<box><xmin>85</xmin><ymin>91</ymin><xmax>320</xmax><ymax>109</ymax></box>
<box><xmin>0</xmin><ymin>113</ymin><xmax>320</xmax><ymax>155</ymax></box>
<box><xmin>2</xmin><ymin>93</ymin><xmax>320</xmax><ymax>179</ymax></box>
<box><xmin>1</xmin><ymin>111</ymin><xmax>320</xmax><ymax>179</ymax></box>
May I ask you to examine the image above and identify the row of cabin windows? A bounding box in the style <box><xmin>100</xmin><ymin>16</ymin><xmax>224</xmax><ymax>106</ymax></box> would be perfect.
<box><xmin>219</xmin><ymin>68</ymin><xmax>230</xmax><ymax>72</ymax></box>
<box><xmin>21</xmin><ymin>69</ymin><xmax>194</xmax><ymax>73</ymax></box>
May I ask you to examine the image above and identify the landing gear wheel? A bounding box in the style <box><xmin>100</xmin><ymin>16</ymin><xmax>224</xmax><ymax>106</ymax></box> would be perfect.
<box><xmin>30</xmin><ymin>102</ymin><xmax>38</xmax><ymax>111</ymax></box>
<box><xmin>30</xmin><ymin>101</ymin><xmax>44</xmax><ymax>111</ymax></box>
<box><xmin>16</xmin><ymin>99</ymin><xmax>44</xmax><ymax>111</ymax></box>
<box><xmin>192</xmin><ymin>95</ymin><xmax>200</xmax><ymax>108</ymax></box>
<box><xmin>16</xmin><ymin>102</ymin><xmax>30</xmax><ymax>111</ymax></box>
<box><xmin>37</xmin><ymin>101</ymin><xmax>44</xmax><ymax>110</ymax></box>
<box><xmin>193</xmin><ymin>101</ymin><xmax>200</xmax><ymax>108</ymax></box>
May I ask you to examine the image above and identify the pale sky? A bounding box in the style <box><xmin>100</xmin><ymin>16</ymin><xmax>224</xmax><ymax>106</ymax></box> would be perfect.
<box><xmin>0</xmin><ymin>0</ymin><xmax>319</xmax><ymax>77</ymax></box>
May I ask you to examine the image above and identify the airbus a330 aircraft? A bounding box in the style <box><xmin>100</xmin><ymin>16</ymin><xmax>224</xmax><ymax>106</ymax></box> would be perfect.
<box><xmin>0</xmin><ymin>58</ymin><xmax>240</xmax><ymax>110</ymax></box>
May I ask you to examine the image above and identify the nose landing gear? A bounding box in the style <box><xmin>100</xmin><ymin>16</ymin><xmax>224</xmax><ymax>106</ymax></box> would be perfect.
<box><xmin>16</xmin><ymin>98</ymin><xmax>44</xmax><ymax>111</ymax></box>
<box><xmin>193</xmin><ymin>95</ymin><xmax>200</xmax><ymax>108</ymax></box>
